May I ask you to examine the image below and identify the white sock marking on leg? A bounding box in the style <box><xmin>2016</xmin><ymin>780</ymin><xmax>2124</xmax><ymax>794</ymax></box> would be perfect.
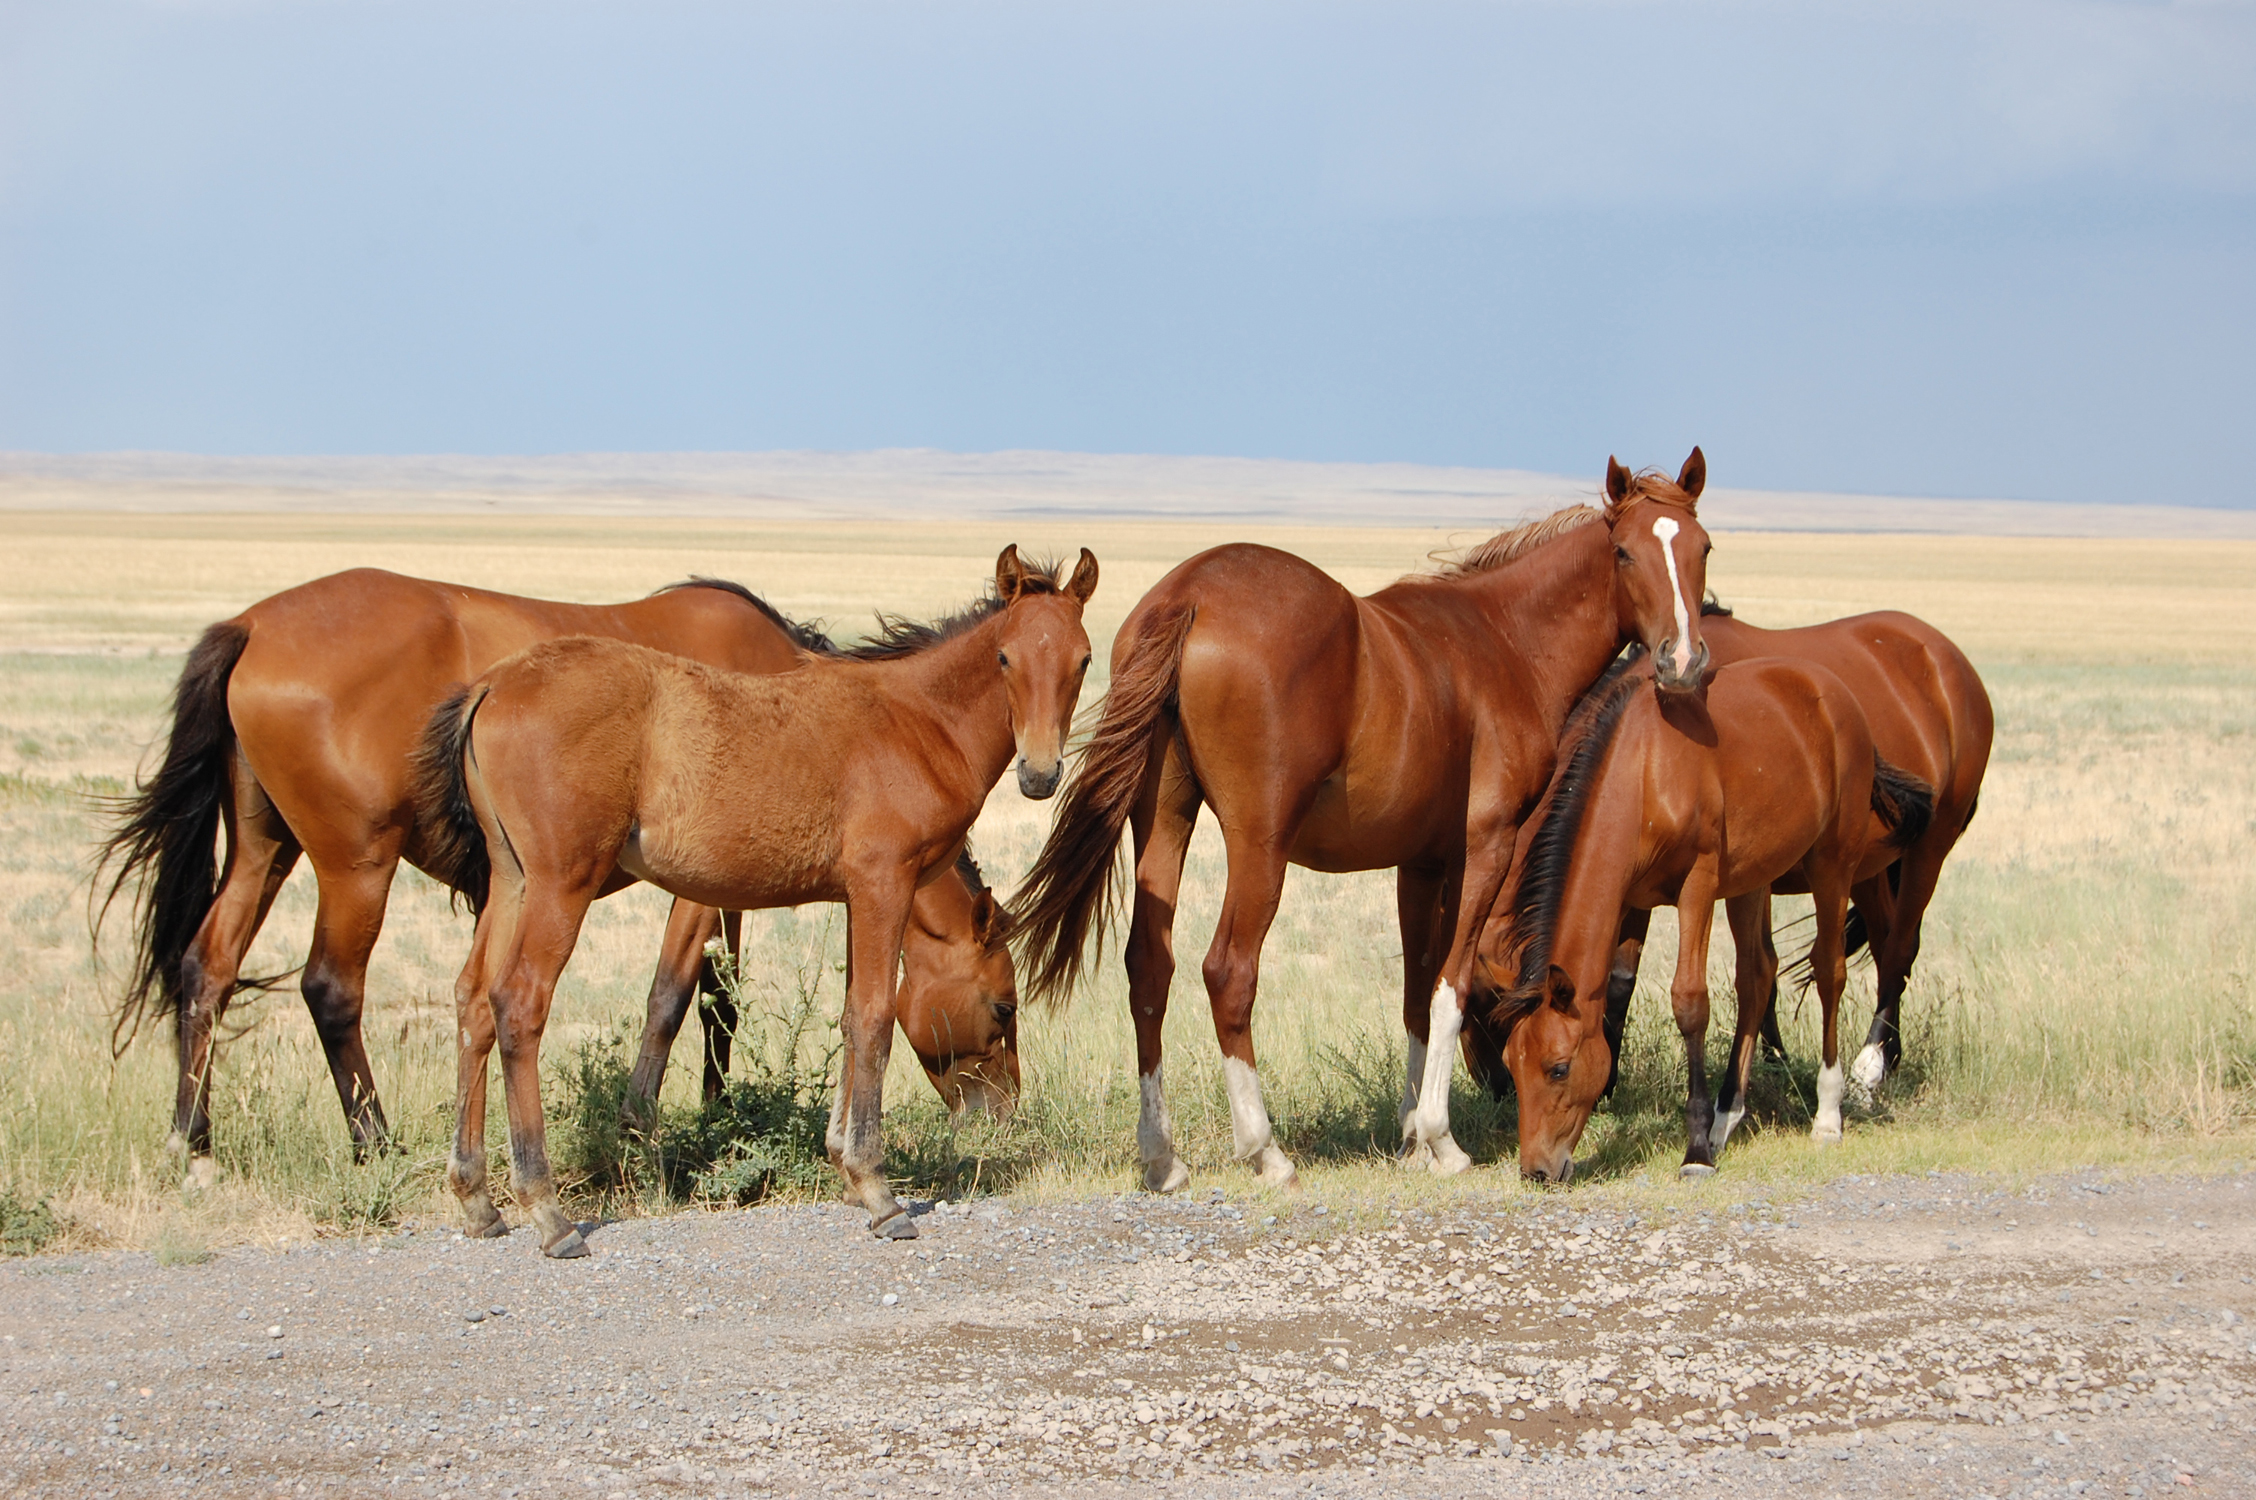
<box><xmin>1815</xmin><ymin>1061</ymin><xmax>1846</xmax><ymax>1139</ymax></box>
<box><xmin>1222</xmin><ymin>1056</ymin><xmax>1275</xmax><ymax>1163</ymax></box>
<box><xmin>1137</xmin><ymin>1066</ymin><xmax>1174</xmax><ymax>1165</ymax></box>
<box><xmin>1401</xmin><ymin>1032</ymin><xmax>1428</xmax><ymax>1134</ymax></box>
<box><xmin>1852</xmin><ymin>1042</ymin><xmax>1888</xmax><ymax>1092</ymax></box>
<box><xmin>1413</xmin><ymin>982</ymin><xmax>1462</xmax><ymax>1143</ymax></box>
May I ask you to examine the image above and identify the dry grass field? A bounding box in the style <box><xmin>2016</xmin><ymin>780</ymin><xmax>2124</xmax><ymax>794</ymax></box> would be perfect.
<box><xmin>3</xmin><ymin>510</ymin><xmax>2253</xmax><ymax>1254</ymax></box>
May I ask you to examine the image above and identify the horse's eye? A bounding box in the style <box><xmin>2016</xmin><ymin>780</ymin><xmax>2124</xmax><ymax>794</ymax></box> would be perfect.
<box><xmin>991</xmin><ymin>1001</ymin><xmax>1017</xmax><ymax>1026</ymax></box>
<box><xmin>1613</xmin><ymin>546</ymin><xmax>1631</xmax><ymax>564</ymax></box>
<box><xmin>1079</xmin><ymin>654</ymin><xmax>1092</xmax><ymax>672</ymax></box>
<box><xmin>1547</xmin><ymin>1062</ymin><xmax>1571</xmax><ymax>1083</ymax></box>
<box><xmin>997</xmin><ymin>651</ymin><xmax>1010</xmax><ymax>669</ymax></box>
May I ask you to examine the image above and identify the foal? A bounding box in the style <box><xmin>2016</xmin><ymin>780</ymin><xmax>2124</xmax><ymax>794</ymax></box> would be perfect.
<box><xmin>1489</xmin><ymin>652</ymin><xmax>1932</xmax><ymax>1180</ymax></box>
<box><xmin>416</xmin><ymin>548</ymin><xmax>1096</xmax><ymax>1252</ymax></box>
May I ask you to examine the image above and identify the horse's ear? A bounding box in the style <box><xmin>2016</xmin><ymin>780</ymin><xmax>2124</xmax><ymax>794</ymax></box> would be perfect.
<box><xmin>1065</xmin><ymin>547</ymin><xmax>1099</xmax><ymax>605</ymax></box>
<box><xmin>971</xmin><ymin>888</ymin><xmax>1001</xmax><ymax>942</ymax></box>
<box><xmin>1676</xmin><ymin>446</ymin><xmax>1706</xmax><ymax>505</ymax></box>
<box><xmin>1545</xmin><ymin>964</ymin><xmax>1576</xmax><ymax>1014</ymax></box>
<box><xmin>995</xmin><ymin>544</ymin><xmax>1026</xmax><ymax>604</ymax></box>
<box><xmin>1604</xmin><ymin>456</ymin><xmax>1632</xmax><ymax>516</ymax></box>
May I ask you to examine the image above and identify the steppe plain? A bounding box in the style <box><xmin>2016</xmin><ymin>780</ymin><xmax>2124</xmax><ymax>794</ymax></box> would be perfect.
<box><xmin>3</xmin><ymin>452</ymin><xmax>2255</xmax><ymax>1497</ymax></box>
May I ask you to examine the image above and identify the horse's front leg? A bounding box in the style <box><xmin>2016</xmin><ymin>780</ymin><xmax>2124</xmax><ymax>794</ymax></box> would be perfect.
<box><xmin>1600</xmin><ymin>908</ymin><xmax>1652</xmax><ymax>1100</ymax></box>
<box><xmin>624</xmin><ymin>898</ymin><xmax>723</xmax><ymax>1132</ymax></box>
<box><xmin>1671</xmin><ymin>873</ymin><xmax>1722</xmax><ymax>1178</ymax></box>
<box><xmin>835</xmin><ymin>878</ymin><xmax>917</xmax><ymax>1238</ymax></box>
<box><xmin>1709</xmin><ymin>891</ymin><xmax>1777</xmax><ymax>1157</ymax></box>
<box><xmin>1394</xmin><ymin>861</ymin><xmax>1449</xmax><ymax>1162</ymax></box>
<box><xmin>1405</xmin><ymin>807</ymin><xmax>1521</xmax><ymax>1176</ymax></box>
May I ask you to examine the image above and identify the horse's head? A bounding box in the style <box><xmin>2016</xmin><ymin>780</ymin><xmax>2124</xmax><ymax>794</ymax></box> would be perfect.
<box><xmin>994</xmin><ymin>545</ymin><xmax>1098</xmax><ymax>799</ymax></box>
<box><xmin>1500</xmin><ymin>962</ymin><xmax>1613</xmax><ymax>1184</ymax></box>
<box><xmin>1604</xmin><ymin>447</ymin><xmax>1712</xmax><ymax>695</ymax></box>
<box><xmin>898</xmin><ymin>862</ymin><xmax>1022</xmax><ymax>1121</ymax></box>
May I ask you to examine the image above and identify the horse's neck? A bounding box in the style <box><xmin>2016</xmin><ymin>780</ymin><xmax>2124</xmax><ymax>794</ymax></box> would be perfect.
<box><xmin>883</xmin><ymin>618</ymin><xmax>1017</xmax><ymax>791</ymax></box>
<box><xmin>1470</xmin><ymin>524</ymin><xmax>1625</xmax><ymax>729</ymax></box>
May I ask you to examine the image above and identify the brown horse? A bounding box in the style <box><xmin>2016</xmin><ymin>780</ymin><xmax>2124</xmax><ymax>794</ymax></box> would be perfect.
<box><xmin>1014</xmin><ymin>453</ymin><xmax>1712</xmax><ymax>1190</ymax></box>
<box><xmin>1487</xmin><ymin>652</ymin><xmax>1933</xmax><ymax>1181</ymax></box>
<box><xmin>95</xmin><ymin>569</ymin><xmax>1020</xmax><ymax>1179</ymax></box>
<box><xmin>415</xmin><ymin>547</ymin><xmax>1097</xmax><ymax>1252</ymax></box>
<box><xmin>1462</xmin><ymin>604</ymin><xmax>1992</xmax><ymax>1101</ymax></box>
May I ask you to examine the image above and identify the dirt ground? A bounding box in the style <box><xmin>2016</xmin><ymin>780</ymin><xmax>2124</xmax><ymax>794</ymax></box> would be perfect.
<box><xmin>5</xmin><ymin>1166</ymin><xmax>2253</xmax><ymax>1500</ymax></box>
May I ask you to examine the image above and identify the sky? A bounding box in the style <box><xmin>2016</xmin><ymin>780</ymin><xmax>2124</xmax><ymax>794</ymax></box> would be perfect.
<box><xmin>0</xmin><ymin>1</ymin><xmax>2251</xmax><ymax>505</ymax></box>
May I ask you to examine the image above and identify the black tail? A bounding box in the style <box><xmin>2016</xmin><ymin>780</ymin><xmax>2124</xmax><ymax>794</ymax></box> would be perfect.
<box><xmin>93</xmin><ymin>623</ymin><xmax>252</xmax><ymax>1055</ymax></box>
<box><xmin>408</xmin><ymin>683</ymin><xmax>491</xmax><ymax>914</ymax></box>
<box><xmin>1871</xmin><ymin>753</ymin><xmax>1935</xmax><ymax>852</ymax></box>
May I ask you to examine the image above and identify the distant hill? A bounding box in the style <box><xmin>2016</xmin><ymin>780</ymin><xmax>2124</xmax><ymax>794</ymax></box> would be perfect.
<box><xmin>3</xmin><ymin>449</ymin><xmax>2250</xmax><ymax>538</ymax></box>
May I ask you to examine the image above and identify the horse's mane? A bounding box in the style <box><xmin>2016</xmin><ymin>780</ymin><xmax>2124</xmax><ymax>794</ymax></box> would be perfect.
<box><xmin>842</xmin><ymin>556</ymin><xmax>1071</xmax><ymax>662</ymax></box>
<box><xmin>1432</xmin><ymin>504</ymin><xmax>1602</xmax><ymax>577</ymax></box>
<box><xmin>1486</xmin><ymin>648</ymin><xmax>1653</xmax><ymax>1025</ymax></box>
<box><xmin>1700</xmin><ymin>594</ymin><xmax>1733</xmax><ymax>618</ymax></box>
<box><xmin>653</xmin><ymin>576</ymin><xmax>839</xmax><ymax>654</ymax></box>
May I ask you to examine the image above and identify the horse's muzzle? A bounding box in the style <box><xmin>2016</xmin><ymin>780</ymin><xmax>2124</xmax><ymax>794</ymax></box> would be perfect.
<box><xmin>1017</xmin><ymin>758</ymin><xmax>1063</xmax><ymax>799</ymax></box>
<box><xmin>1521</xmin><ymin>1153</ymin><xmax>1576</xmax><ymax>1185</ymax></box>
<box><xmin>1653</xmin><ymin>639</ymin><xmax>1710</xmax><ymax>694</ymax></box>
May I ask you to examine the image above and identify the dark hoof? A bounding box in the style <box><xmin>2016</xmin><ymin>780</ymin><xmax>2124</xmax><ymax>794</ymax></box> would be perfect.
<box><xmin>871</xmin><ymin>1210</ymin><xmax>919</xmax><ymax>1241</ymax></box>
<box><xmin>1678</xmin><ymin>1162</ymin><xmax>1716</xmax><ymax>1180</ymax></box>
<box><xmin>543</xmin><ymin>1227</ymin><xmax>589</xmax><ymax>1259</ymax></box>
<box><xmin>465</xmin><ymin>1213</ymin><xmax>510</xmax><ymax>1241</ymax></box>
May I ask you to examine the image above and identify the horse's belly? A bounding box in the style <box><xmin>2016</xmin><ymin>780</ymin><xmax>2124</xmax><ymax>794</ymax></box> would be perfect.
<box><xmin>617</xmin><ymin>823</ymin><xmax>834</xmax><ymax>912</ymax></box>
<box><xmin>1286</xmin><ymin>777</ymin><xmax>1438</xmax><ymax>873</ymax></box>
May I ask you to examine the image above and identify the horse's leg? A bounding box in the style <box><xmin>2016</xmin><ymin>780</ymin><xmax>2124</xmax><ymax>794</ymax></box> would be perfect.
<box><xmin>1202</xmin><ymin>830</ymin><xmax>1298</xmax><ymax>1189</ymax></box>
<box><xmin>1755</xmin><ymin>903</ymin><xmax>1788</xmax><ymax>1064</ymax></box>
<box><xmin>446</xmin><ymin>904</ymin><xmax>509</xmax><ymax>1239</ymax></box>
<box><xmin>700</xmin><ymin>909</ymin><xmax>745</xmax><ymax>1102</ymax></box>
<box><xmin>1710</xmin><ymin>891</ymin><xmax>1778</xmax><ymax>1157</ymax></box>
<box><xmin>1406</xmin><ymin>788</ymin><xmax>1525</xmax><ymax>1176</ymax></box>
<box><xmin>624</xmin><ymin>898</ymin><xmax>722</xmax><ymax>1131</ymax></box>
<box><xmin>1394</xmin><ymin>862</ymin><xmax>1447</xmax><ymax>1160</ymax></box>
<box><xmin>1671</xmin><ymin>873</ymin><xmax>1722</xmax><ymax>1177</ymax></box>
<box><xmin>830</xmin><ymin>883</ymin><xmax>917</xmax><ymax>1238</ymax></box>
<box><xmin>300</xmin><ymin>849</ymin><xmax>400</xmax><ymax>1162</ymax></box>
<box><xmin>1600</xmin><ymin>908</ymin><xmax>1652</xmax><ymax>1100</ymax></box>
<box><xmin>1854</xmin><ymin>859</ymin><xmax>1931</xmax><ymax>1092</ymax></box>
<box><xmin>172</xmin><ymin>756</ymin><xmax>299</xmax><ymax>1183</ymax></box>
<box><xmin>1126</xmin><ymin>734</ymin><xmax>1201</xmax><ymax>1193</ymax></box>
<box><xmin>490</xmin><ymin>880</ymin><xmax>600</xmax><ymax>1258</ymax></box>
<box><xmin>1810</xmin><ymin>867</ymin><xmax>1856</xmax><ymax>1144</ymax></box>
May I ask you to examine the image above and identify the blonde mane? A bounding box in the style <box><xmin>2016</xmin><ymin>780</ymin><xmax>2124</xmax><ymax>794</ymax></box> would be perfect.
<box><xmin>1429</xmin><ymin>503</ymin><xmax>1603</xmax><ymax>578</ymax></box>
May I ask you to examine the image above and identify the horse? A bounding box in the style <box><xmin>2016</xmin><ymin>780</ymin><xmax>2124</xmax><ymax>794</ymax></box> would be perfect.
<box><xmin>413</xmin><ymin>547</ymin><xmax>1096</xmax><ymax>1253</ymax></box>
<box><xmin>1460</xmin><ymin>604</ymin><xmax>1992</xmax><ymax>1100</ymax></box>
<box><xmin>1012</xmin><ymin>452</ymin><xmax>1713</xmax><ymax>1190</ymax></box>
<box><xmin>1485</xmin><ymin>651</ymin><xmax>1934</xmax><ymax>1182</ymax></box>
<box><xmin>94</xmin><ymin>568</ymin><xmax>1021</xmax><ymax>1181</ymax></box>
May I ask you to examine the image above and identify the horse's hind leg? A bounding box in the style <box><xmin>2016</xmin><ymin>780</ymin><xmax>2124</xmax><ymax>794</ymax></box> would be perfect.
<box><xmin>1710</xmin><ymin>892</ymin><xmax>1778</xmax><ymax>1156</ymax></box>
<box><xmin>1126</xmin><ymin>732</ymin><xmax>1201</xmax><ymax>1193</ymax></box>
<box><xmin>1202</xmin><ymin>831</ymin><xmax>1299</xmax><ymax>1189</ymax></box>
<box><xmin>624</xmin><ymin>899</ymin><xmax>723</xmax><ymax>1131</ymax></box>
<box><xmin>700</xmin><ymin>910</ymin><xmax>744</xmax><ymax>1100</ymax></box>
<box><xmin>447</xmin><ymin>907</ymin><xmax>508</xmax><ymax>1239</ymax></box>
<box><xmin>300</xmin><ymin>850</ymin><xmax>401</xmax><ymax>1161</ymax></box>
<box><xmin>490</xmin><ymin>882</ymin><xmax>600</xmax><ymax>1257</ymax></box>
<box><xmin>1855</xmin><ymin>859</ymin><xmax>1934</xmax><ymax>1092</ymax></box>
<box><xmin>1600</xmin><ymin>908</ymin><xmax>1651</xmax><ymax>1100</ymax></box>
<box><xmin>173</xmin><ymin>755</ymin><xmax>300</xmax><ymax>1180</ymax></box>
<box><xmin>1394</xmin><ymin>861</ymin><xmax>1448</xmax><ymax>1157</ymax></box>
<box><xmin>1809</xmin><ymin>871</ymin><xmax>1856</xmax><ymax>1144</ymax></box>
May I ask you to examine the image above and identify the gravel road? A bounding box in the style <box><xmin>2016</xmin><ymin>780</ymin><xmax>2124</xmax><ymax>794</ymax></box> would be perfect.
<box><xmin>6</xmin><ymin>1168</ymin><xmax>2253</xmax><ymax>1499</ymax></box>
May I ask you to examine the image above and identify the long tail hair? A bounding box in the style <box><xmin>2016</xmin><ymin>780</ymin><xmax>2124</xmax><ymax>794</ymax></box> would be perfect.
<box><xmin>92</xmin><ymin>622</ymin><xmax>253</xmax><ymax>1055</ymax></box>
<box><xmin>408</xmin><ymin>683</ymin><xmax>493</xmax><ymax>913</ymax></box>
<box><xmin>1011</xmin><ymin>606</ymin><xmax>1198</xmax><ymax>1006</ymax></box>
<box><xmin>1870</xmin><ymin>753</ymin><xmax>1935</xmax><ymax>852</ymax></box>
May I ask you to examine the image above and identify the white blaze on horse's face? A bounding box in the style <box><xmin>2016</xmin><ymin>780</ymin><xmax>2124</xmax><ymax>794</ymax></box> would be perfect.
<box><xmin>1652</xmin><ymin>515</ymin><xmax>1694</xmax><ymax>682</ymax></box>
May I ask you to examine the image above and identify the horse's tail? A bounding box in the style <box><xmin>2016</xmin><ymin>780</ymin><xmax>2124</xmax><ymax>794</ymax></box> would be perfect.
<box><xmin>1012</xmin><ymin>605</ymin><xmax>1198</xmax><ymax>1007</ymax></box>
<box><xmin>408</xmin><ymin>683</ymin><xmax>492</xmax><ymax>914</ymax></box>
<box><xmin>92</xmin><ymin>622</ymin><xmax>252</xmax><ymax>1056</ymax></box>
<box><xmin>1870</xmin><ymin>753</ymin><xmax>1935</xmax><ymax>852</ymax></box>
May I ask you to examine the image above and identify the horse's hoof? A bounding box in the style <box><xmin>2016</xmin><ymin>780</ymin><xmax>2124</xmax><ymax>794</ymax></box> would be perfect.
<box><xmin>163</xmin><ymin>1131</ymin><xmax>190</xmax><ymax>1160</ymax></box>
<box><xmin>1811</xmin><ymin>1124</ymin><xmax>1844</xmax><ymax>1146</ymax></box>
<box><xmin>1253</xmin><ymin>1148</ymin><xmax>1301</xmax><ymax>1191</ymax></box>
<box><xmin>542</xmin><ymin>1227</ymin><xmax>589</xmax><ymax>1259</ymax></box>
<box><xmin>871</xmin><ymin>1210</ymin><xmax>919</xmax><ymax>1241</ymax></box>
<box><xmin>183</xmin><ymin>1157</ymin><xmax>218</xmax><ymax>1192</ymax></box>
<box><xmin>1708</xmin><ymin>1106</ymin><xmax>1747</xmax><ymax>1155</ymax></box>
<box><xmin>1143</xmin><ymin>1158</ymin><xmax>1190</xmax><ymax>1194</ymax></box>
<box><xmin>466</xmin><ymin>1213</ymin><xmax>510</xmax><ymax>1241</ymax></box>
<box><xmin>1424</xmin><ymin>1137</ymin><xmax>1473</xmax><ymax>1177</ymax></box>
<box><xmin>1678</xmin><ymin>1162</ymin><xmax>1716</xmax><ymax>1180</ymax></box>
<box><xmin>1850</xmin><ymin>1044</ymin><xmax>1888</xmax><ymax>1093</ymax></box>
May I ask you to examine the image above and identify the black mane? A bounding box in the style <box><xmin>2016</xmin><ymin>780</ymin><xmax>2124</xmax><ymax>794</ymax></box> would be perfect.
<box><xmin>653</xmin><ymin>576</ymin><xmax>838</xmax><ymax>654</ymax></box>
<box><xmin>1489</xmin><ymin>648</ymin><xmax>1653</xmax><ymax>1024</ymax></box>
<box><xmin>841</xmin><ymin>556</ymin><xmax>1070</xmax><ymax>662</ymax></box>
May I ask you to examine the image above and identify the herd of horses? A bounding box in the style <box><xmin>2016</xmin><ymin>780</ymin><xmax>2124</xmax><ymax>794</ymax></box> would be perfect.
<box><xmin>97</xmin><ymin>449</ymin><xmax>1992</xmax><ymax>1255</ymax></box>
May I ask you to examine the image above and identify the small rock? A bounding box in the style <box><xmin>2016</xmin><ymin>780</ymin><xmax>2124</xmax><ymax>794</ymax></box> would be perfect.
<box><xmin>881</xmin><ymin>1293</ymin><xmax>899</xmax><ymax>1307</ymax></box>
<box><xmin>464</xmin><ymin>1309</ymin><xmax>486</xmax><ymax>1324</ymax></box>
<box><xmin>488</xmin><ymin>1307</ymin><xmax>507</xmax><ymax>1318</ymax></box>
<box><xmin>265</xmin><ymin>1326</ymin><xmax>282</xmax><ymax>1339</ymax></box>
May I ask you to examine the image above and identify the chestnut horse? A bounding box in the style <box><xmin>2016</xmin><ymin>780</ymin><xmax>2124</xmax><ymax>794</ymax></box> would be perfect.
<box><xmin>1463</xmin><ymin>604</ymin><xmax>1992</xmax><ymax>1100</ymax></box>
<box><xmin>95</xmin><ymin>569</ymin><xmax>1019</xmax><ymax>1179</ymax></box>
<box><xmin>1014</xmin><ymin>453</ymin><xmax>1712</xmax><ymax>1190</ymax></box>
<box><xmin>1488</xmin><ymin>652</ymin><xmax>1933</xmax><ymax>1181</ymax></box>
<box><xmin>414</xmin><ymin>547</ymin><xmax>1096</xmax><ymax>1252</ymax></box>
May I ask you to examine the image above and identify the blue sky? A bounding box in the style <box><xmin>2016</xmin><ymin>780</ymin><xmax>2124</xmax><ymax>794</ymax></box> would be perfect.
<box><xmin>1</xmin><ymin>1</ymin><xmax>2250</xmax><ymax>504</ymax></box>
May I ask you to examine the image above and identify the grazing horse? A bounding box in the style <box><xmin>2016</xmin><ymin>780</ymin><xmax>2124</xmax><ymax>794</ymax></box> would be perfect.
<box><xmin>1488</xmin><ymin>652</ymin><xmax>1934</xmax><ymax>1181</ymax></box>
<box><xmin>415</xmin><ymin>547</ymin><xmax>1096</xmax><ymax>1252</ymax></box>
<box><xmin>1014</xmin><ymin>452</ymin><xmax>1712</xmax><ymax>1190</ymax></box>
<box><xmin>95</xmin><ymin>569</ymin><xmax>1020</xmax><ymax>1179</ymax></box>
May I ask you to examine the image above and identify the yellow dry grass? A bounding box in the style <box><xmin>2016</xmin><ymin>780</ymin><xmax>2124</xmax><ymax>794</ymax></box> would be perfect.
<box><xmin>2</xmin><ymin>511</ymin><xmax>2252</xmax><ymax>1251</ymax></box>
